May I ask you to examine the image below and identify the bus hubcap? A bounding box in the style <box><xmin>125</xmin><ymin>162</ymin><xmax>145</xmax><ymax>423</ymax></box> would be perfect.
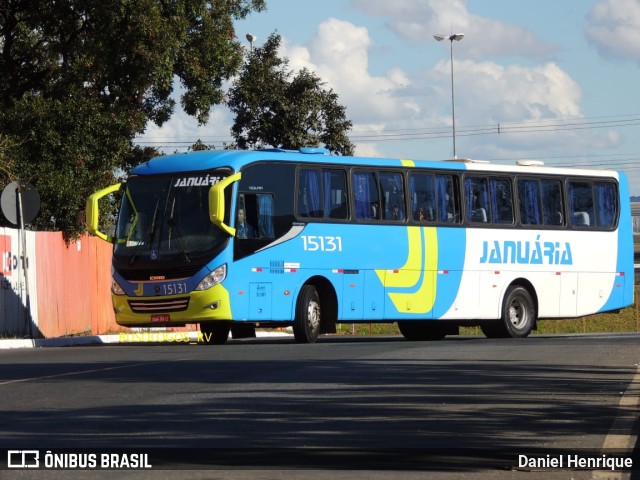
<box><xmin>509</xmin><ymin>300</ymin><xmax>525</xmax><ymax>328</ymax></box>
<box><xmin>307</xmin><ymin>301</ymin><xmax>320</xmax><ymax>330</ymax></box>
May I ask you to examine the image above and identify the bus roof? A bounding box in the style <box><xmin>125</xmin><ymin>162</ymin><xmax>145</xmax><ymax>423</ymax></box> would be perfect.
<box><xmin>129</xmin><ymin>148</ymin><xmax>621</xmax><ymax>180</ymax></box>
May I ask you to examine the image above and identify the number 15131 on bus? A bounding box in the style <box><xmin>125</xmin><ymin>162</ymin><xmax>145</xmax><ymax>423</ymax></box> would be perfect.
<box><xmin>301</xmin><ymin>235</ymin><xmax>343</xmax><ymax>252</ymax></box>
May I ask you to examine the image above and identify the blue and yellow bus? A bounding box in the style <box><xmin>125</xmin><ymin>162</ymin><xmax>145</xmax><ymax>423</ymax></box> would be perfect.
<box><xmin>87</xmin><ymin>148</ymin><xmax>634</xmax><ymax>344</ymax></box>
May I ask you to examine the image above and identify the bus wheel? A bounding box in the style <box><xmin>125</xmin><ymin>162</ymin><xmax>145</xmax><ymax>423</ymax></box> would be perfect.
<box><xmin>294</xmin><ymin>285</ymin><xmax>321</xmax><ymax>344</ymax></box>
<box><xmin>480</xmin><ymin>322</ymin><xmax>509</xmax><ymax>339</ymax></box>
<box><xmin>398</xmin><ymin>321</ymin><xmax>447</xmax><ymax>341</ymax></box>
<box><xmin>200</xmin><ymin>322</ymin><xmax>231</xmax><ymax>345</ymax></box>
<box><xmin>231</xmin><ymin>323</ymin><xmax>256</xmax><ymax>339</ymax></box>
<box><xmin>501</xmin><ymin>286</ymin><xmax>535</xmax><ymax>338</ymax></box>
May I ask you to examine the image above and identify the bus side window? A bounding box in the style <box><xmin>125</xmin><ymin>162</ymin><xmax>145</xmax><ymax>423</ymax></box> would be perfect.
<box><xmin>380</xmin><ymin>171</ymin><xmax>405</xmax><ymax>221</ymax></box>
<box><xmin>239</xmin><ymin>194</ymin><xmax>259</xmax><ymax>237</ymax></box>
<box><xmin>409</xmin><ymin>172</ymin><xmax>460</xmax><ymax>224</ymax></box>
<box><xmin>353</xmin><ymin>171</ymin><xmax>381</xmax><ymax>220</ymax></box>
<box><xmin>256</xmin><ymin>194</ymin><xmax>275</xmax><ymax>238</ymax></box>
<box><xmin>238</xmin><ymin>193</ymin><xmax>274</xmax><ymax>238</ymax></box>
<box><xmin>297</xmin><ymin>169</ymin><xmax>324</xmax><ymax>218</ymax></box>
<box><xmin>594</xmin><ymin>182</ymin><xmax>617</xmax><ymax>228</ymax></box>
<box><xmin>437</xmin><ymin>175</ymin><xmax>460</xmax><ymax>223</ymax></box>
<box><xmin>568</xmin><ymin>181</ymin><xmax>594</xmax><ymax>228</ymax></box>
<box><xmin>541</xmin><ymin>179</ymin><xmax>564</xmax><ymax>226</ymax></box>
<box><xmin>465</xmin><ymin>176</ymin><xmax>489</xmax><ymax>224</ymax></box>
<box><xmin>409</xmin><ymin>173</ymin><xmax>435</xmax><ymax>222</ymax></box>
<box><xmin>518</xmin><ymin>179</ymin><xmax>542</xmax><ymax>226</ymax></box>
<box><xmin>489</xmin><ymin>177</ymin><xmax>513</xmax><ymax>224</ymax></box>
<box><xmin>297</xmin><ymin>168</ymin><xmax>348</xmax><ymax>220</ymax></box>
<box><xmin>325</xmin><ymin>169</ymin><xmax>348</xmax><ymax>219</ymax></box>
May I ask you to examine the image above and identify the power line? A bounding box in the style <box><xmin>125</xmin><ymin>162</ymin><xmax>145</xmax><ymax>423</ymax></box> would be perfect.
<box><xmin>133</xmin><ymin>113</ymin><xmax>640</xmax><ymax>145</ymax></box>
<box><xmin>134</xmin><ymin>113</ymin><xmax>640</xmax><ymax>145</ymax></box>
<box><xmin>348</xmin><ymin>117</ymin><xmax>640</xmax><ymax>142</ymax></box>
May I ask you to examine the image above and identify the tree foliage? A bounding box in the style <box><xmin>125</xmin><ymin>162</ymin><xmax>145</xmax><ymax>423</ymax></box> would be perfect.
<box><xmin>0</xmin><ymin>0</ymin><xmax>265</xmax><ymax>238</ymax></box>
<box><xmin>227</xmin><ymin>33</ymin><xmax>354</xmax><ymax>155</ymax></box>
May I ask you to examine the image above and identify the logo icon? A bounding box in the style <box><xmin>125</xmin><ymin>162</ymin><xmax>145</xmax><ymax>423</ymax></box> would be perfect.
<box><xmin>8</xmin><ymin>450</ymin><xmax>39</xmax><ymax>468</ymax></box>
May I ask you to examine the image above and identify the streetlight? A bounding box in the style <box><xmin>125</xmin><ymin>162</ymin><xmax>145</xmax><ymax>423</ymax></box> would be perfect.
<box><xmin>434</xmin><ymin>33</ymin><xmax>464</xmax><ymax>158</ymax></box>
<box><xmin>246</xmin><ymin>33</ymin><xmax>257</xmax><ymax>52</ymax></box>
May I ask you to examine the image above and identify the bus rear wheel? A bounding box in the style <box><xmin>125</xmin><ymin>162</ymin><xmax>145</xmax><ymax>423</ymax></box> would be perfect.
<box><xmin>482</xmin><ymin>286</ymin><xmax>535</xmax><ymax>338</ymax></box>
<box><xmin>200</xmin><ymin>321</ymin><xmax>231</xmax><ymax>345</ymax></box>
<box><xmin>294</xmin><ymin>285</ymin><xmax>321</xmax><ymax>344</ymax></box>
<box><xmin>398</xmin><ymin>321</ymin><xmax>447</xmax><ymax>341</ymax></box>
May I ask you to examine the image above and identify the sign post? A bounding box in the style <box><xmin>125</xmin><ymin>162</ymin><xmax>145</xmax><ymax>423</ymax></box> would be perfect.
<box><xmin>1</xmin><ymin>181</ymin><xmax>40</xmax><ymax>338</ymax></box>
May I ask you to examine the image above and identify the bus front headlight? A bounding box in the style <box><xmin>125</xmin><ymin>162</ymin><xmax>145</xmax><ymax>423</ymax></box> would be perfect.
<box><xmin>112</xmin><ymin>279</ymin><xmax>126</xmax><ymax>295</ymax></box>
<box><xmin>195</xmin><ymin>264</ymin><xmax>227</xmax><ymax>291</ymax></box>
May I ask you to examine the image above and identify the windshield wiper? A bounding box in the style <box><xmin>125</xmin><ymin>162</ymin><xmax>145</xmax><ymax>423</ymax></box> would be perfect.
<box><xmin>128</xmin><ymin>196</ymin><xmax>160</xmax><ymax>266</ymax></box>
<box><xmin>167</xmin><ymin>197</ymin><xmax>191</xmax><ymax>263</ymax></box>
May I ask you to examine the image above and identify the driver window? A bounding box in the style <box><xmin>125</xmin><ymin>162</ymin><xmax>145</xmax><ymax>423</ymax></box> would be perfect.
<box><xmin>236</xmin><ymin>193</ymin><xmax>274</xmax><ymax>239</ymax></box>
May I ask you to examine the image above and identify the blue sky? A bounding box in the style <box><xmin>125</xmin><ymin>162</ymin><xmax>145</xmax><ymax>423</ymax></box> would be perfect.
<box><xmin>137</xmin><ymin>0</ymin><xmax>640</xmax><ymax>195</ymax></box>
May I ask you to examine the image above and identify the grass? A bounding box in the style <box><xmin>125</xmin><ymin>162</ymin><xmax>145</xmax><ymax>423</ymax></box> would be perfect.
<box><xmin>338</xmin><ymin>285</ymin><xmax>640</xmax><ymax>337</ymax></box>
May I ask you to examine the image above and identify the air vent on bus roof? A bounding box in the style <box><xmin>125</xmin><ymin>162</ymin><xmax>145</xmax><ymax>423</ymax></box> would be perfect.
<box><xmin>257</xmin><ymin>147</ymin><xmax>330</xmax><ymax>155</ymax></box>
<box><xmin>516</xmin><ymin>160</ymin><xmax>545</xmax><ymax>166</ymax></box>
<box><xmin>299</xmin><ymin>147</ymin><xmax>330</xmax><ymax>155</ymax></box>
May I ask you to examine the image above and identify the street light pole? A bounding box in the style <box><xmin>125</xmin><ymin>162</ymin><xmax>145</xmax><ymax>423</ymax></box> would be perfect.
<box><xmin>434</xmin><ymin>33</ymin><xmax>464</xmax><ymax>158</ymax></box>
<box><xmin>246</xmin><ymin>33</ymin><xmax>257</xmax><ymax>53</ymax></box>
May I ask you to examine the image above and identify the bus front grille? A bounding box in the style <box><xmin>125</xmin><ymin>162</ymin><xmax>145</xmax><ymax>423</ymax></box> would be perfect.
<box><xmin>128</xmin><ymin>297</ymin><xmax>190</xmax><ymax>313</ymax></box>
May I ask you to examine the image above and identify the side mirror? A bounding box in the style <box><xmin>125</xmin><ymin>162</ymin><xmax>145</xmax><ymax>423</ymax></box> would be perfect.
<box><xmin>209</xmin><ymin>172</ymin><xmax>241</xmax><ymax>236</ymax></box>
<box><xmin>86</xmin><ymin>183</ymin><xmax>121</xmax><ymax>242</ymax></box>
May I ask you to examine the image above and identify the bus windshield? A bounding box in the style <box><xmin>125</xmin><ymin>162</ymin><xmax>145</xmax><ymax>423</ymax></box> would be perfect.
<box><xmin>113</xmin><ymin>172</ymin><xmax>229</xmax><ymax>272</ymax></box>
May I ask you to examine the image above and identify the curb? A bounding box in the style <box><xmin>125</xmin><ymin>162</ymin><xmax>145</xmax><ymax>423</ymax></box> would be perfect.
<box><xmin>0</xmin><ymin>335</ymin><xmax>118</xmax><ymax>349</ymax></box>
<box><xmin>0</xmin><ymin>330</ymin><xmax>292</xmax><ymax>349</ymax></box>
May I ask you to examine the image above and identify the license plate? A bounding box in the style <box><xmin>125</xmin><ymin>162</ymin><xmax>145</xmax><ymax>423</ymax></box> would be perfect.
<box><xmin>151</xmin><ymin>314</ymin><xmax>170</xmax><ymax>323</ymax></box>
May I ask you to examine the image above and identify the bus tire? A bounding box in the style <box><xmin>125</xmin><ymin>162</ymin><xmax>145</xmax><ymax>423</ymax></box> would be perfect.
<box><xmin>294</xmin><ymin>285</ymin><xmax>321</xmax><ymax>344</ymax></box>
<box><xmin>200</xmin><ymin>321</ymin><xmax>231</xmax><ymax>345</ymax></box>
<box><xmin>480</xmin><ymin>321</ymin><xmax>509</xmax><ymax>339</ymax></box>
<box><xmin>398</xmin><ymin>321</ymin><xmax>447</xmax><ymax>341</ymax></box>
<box><xmin>501</xmin><ymin>285</ymin><xmax>536</xmax><ymax>338</ymax></box>
<box><xmin>231</xmin><ymin>323</ymin><xmax>256</xmax><ymax>339</ymax></box>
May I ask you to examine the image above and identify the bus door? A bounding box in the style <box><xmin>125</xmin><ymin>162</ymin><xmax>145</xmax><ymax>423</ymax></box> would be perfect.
<box><xmin>340</xmin><ymin>269</ymin><xmax>385</xmax><ymax>321</ymax></box>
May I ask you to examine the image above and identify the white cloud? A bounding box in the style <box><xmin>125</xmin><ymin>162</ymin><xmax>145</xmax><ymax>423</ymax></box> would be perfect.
<box><xmin>353</xmin><ymin>142</ymin><xmax>386</xmax><ymax>157</ymax></box>
<box><xmin>585</xmin><ymin>0</ymin><xmax>640</xmax><ymax>63</ymax></box>
<box><xmin>350</xmin><ymin>0</ymin><xmax>557</xmax><ymax>60</ymax></box>
<box><xmin>135</xmin><ymin>77</ymin><xmax>235</xmax><ymax>152</ymax></box>
<box><xmin>451</xmin><ymin>61</ymin><xmax>583</xmax><ymax>122</ymax></box>
<box><xmin>137</xmin><ymin>106</ymin><xmax>234</xmax><ymax>152</ymax></box>
<box><xmin>284</xmin><ymin>17</ymin><xmax>616</xmax><ymax>159</ymax></box>
<box><xmin>438</xmin><ymin>60</ymin><xmax>623</xmax><ymax>158</ymax></box>
<box><xmin>284</xmin><ymin>18</ymin><xmax>419</xmax><ymax>123</ymax></box>
<box><xmin>137</xmin><ymin>10</ymin><xmax>619</xmax><ymax>160</ymax></box>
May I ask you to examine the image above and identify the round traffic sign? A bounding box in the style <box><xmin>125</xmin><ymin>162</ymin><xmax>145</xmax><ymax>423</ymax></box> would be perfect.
<box><xmin>1</xmin><ymin>181</ymin><xmax>41</xmax><ymax>225</ymax></box>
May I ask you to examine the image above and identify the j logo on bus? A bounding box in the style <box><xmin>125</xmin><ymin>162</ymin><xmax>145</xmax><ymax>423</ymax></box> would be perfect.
<box><xmin>480</xmin><ymin>237</ymin><xmax>573</xmax><ymax>265</ymax></box>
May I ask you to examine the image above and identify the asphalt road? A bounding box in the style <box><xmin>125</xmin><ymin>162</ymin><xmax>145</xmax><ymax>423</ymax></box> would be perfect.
<box><xmin>1</xmin><ymin>333</ymin><xmax>640</xmax><ymax>479</ymax></box>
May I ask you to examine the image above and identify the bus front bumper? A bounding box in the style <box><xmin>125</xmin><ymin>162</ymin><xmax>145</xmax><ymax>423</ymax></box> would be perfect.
<box><xmin>112</xmin><ymin>284</ymin><xmax>232</xmax><ymax>327</ymax></box>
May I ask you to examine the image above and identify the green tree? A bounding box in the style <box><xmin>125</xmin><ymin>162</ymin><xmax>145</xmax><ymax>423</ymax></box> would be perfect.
<box><xmin>0</xmin><ymin>0</ymin><xmax>265</xmax><ymax>238</ymax></box>
<box><xmin>227</xmin><ymin>33</ymin><xmax>354</xmax><ymax>155</ymax></box>
<box><xmin>0</xmin><ymin>133</ymin><xmax>19</xmax><ymax>182</ymax></box>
